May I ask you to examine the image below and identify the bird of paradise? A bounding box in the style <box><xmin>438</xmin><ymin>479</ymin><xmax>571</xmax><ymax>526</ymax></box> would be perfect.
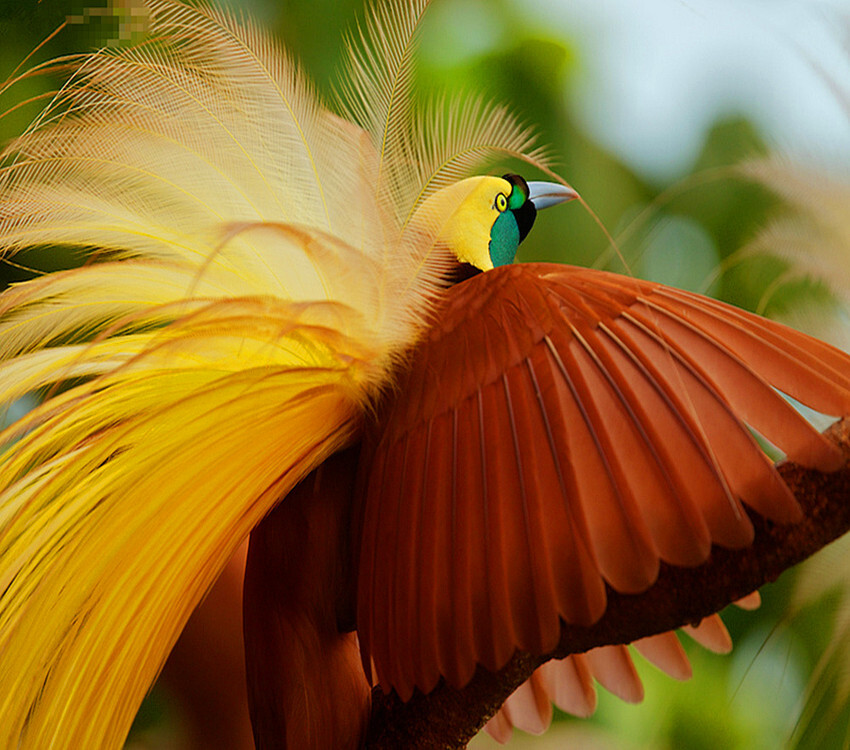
<box><xmin>1</xmin><ymin>1</ymin><xmax>850</xmax><ymax>748</ymax></box>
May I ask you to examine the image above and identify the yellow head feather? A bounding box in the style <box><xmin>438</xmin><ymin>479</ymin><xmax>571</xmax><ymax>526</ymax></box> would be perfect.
<box><xmin>411</xmin><ymin>175</ymin><xmax>511</xmax><ymax>271</ymax></box>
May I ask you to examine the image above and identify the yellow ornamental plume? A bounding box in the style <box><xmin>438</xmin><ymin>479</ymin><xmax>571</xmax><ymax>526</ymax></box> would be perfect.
<box><xmin>0</xmin><ymin>0</ymin><xmax>550</xmax><ymax>746</ymax></box>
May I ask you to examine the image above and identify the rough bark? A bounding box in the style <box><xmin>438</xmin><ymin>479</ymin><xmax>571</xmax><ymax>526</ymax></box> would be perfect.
<box><xmin>365</xmin><ymin>418</ymin><xmax>850</xmax><ymax>749</ymax></box>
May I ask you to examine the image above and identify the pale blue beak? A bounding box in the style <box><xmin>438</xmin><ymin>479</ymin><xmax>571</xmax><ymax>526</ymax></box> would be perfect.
<box><xmin>527</xmin><ymin>181</ymin><xmax>579</xmax><ymax>211</ymax></box>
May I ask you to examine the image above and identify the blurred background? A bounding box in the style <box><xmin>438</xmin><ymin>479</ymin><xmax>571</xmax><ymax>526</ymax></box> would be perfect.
<box><xmin>2</xmin><ymin>0</ymin><xmax>850</xmax><ymax>747</ymax></box>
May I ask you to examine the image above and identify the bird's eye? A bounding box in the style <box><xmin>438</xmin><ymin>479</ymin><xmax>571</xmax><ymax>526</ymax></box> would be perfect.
<box><xmin>495</xmin><ymin>193</ymin><xmax>508</xmax><ymax>212</ymax></box>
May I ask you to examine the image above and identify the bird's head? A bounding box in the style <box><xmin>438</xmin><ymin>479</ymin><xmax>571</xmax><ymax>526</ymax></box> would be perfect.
<box><xmin>414</xmin><ymin>174</ymin><xmax>577</xmax><ymax>276</ymax></box>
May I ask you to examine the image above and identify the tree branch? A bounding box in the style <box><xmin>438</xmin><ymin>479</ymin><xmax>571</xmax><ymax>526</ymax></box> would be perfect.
<box><xmin>365</xmin><ymin>418</ymin><xmax>850</xmax><ymax>749</ymax></box>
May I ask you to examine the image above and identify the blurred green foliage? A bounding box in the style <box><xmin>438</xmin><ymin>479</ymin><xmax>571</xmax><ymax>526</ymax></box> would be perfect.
<box><xmin>0</xmin><ymin>0</ymin><xmax>844</xmax><ymax>748</ymax></box>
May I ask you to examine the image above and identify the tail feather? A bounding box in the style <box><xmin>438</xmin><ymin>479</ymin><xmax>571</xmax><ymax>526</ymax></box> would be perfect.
<box><xmin>0</xmin><ymin>352</ymin><xmax>366</xmax><ymax>747</ymax></box>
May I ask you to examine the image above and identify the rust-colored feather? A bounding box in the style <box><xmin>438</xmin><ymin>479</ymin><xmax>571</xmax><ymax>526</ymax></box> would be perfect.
<box><xmin>243</xmin><ymin>449</ymin><xmax>370</xmax><ymax>750</ymax></box>
<box><xmin>484</xmin><ymin>629</ymin><xmax>697</xmax><ymax>743</ymax></box>
<box><xmin>357</xmin><ymin>262</ymin><xmax>850</xmax><ymax>698</ymax></box>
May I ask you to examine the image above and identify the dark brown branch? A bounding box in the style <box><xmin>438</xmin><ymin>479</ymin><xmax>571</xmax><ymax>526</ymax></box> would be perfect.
<box><xmin>365</xmin><ymin>418</ymin><xmax>850</xmax><ymax>749</ymax></box>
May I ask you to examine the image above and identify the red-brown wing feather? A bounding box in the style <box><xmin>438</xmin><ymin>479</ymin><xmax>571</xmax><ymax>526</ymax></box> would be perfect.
<box><xmin>243</xmin><ymin>449</ymin><xmax>370</xmax><ymax>750</ymax></box>
<box><xmin>357</xmin><ymin>262</ymin><xmax>850</xmax><ymax>699</ymax></box>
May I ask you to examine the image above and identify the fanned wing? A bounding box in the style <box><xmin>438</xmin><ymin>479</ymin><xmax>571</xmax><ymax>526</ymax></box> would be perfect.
<box><xmin>357</xmin><ymin>262</ymin><xmax>850</xmax><ymax>699</ymax></box>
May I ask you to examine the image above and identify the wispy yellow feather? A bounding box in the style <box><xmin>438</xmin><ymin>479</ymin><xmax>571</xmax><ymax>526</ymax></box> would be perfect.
<box><xmin>0</xmin><ymin>0</ymin><xmax>550</xmax><ymax>746</ymax></box>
